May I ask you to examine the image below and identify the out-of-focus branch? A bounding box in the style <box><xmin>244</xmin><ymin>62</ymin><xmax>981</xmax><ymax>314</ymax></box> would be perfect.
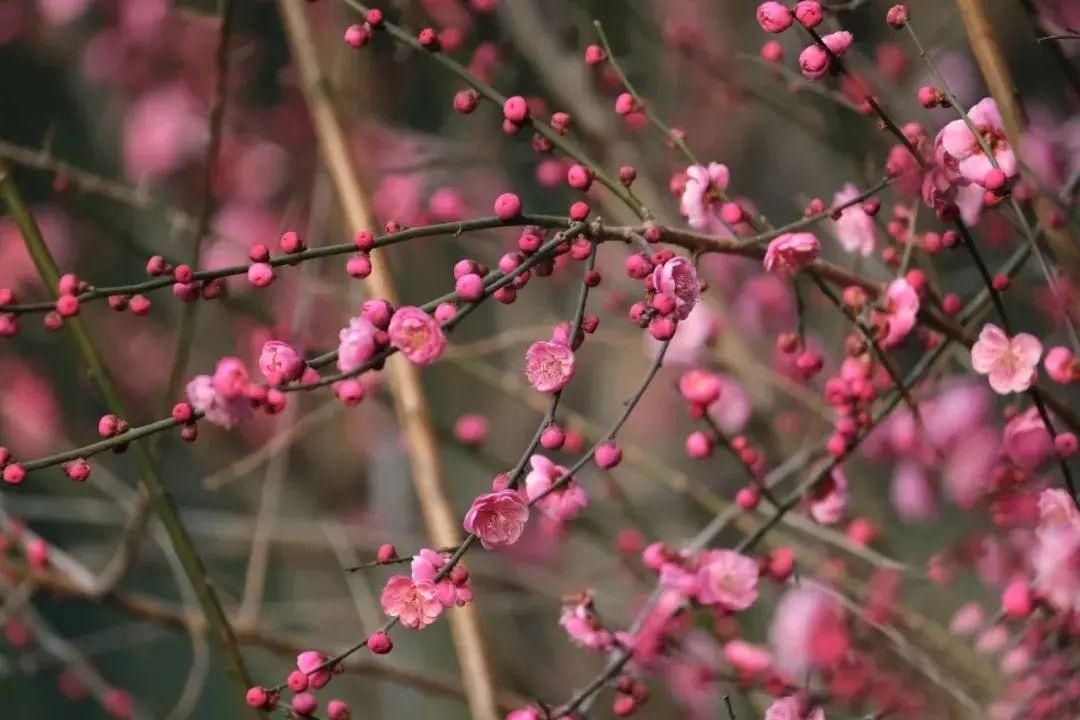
<box><xmin>955</xmin><ymin>0</ymin><xmax>1080</xmax><ymax>294</ymax></box>
<box><xmin>0</xmin><ymin>166</ymin><xmax>256</xmax><ymax>712</ymax></box>
<box><xmin>275</xmin><ymin>3</ymin><xmax>499</xmax><ymax>718</ymax></box>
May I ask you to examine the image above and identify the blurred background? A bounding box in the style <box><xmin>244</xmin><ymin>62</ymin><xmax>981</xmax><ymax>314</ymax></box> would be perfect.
<box><xmin>0</xmin><ymin>0</ymin><xmax>1077</xmax><ymax>717</ymax></box>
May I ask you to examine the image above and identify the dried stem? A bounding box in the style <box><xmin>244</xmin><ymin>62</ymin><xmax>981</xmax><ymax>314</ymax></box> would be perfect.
<box><xmin>275</xmin><ymin>2</ymin><xmax>498</xmax><ymax>717</ymax></box>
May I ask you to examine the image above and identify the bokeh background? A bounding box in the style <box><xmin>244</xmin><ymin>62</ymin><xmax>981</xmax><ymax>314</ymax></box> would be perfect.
<box><xmin>0</xmin><ymin>0</ymin><xmax>1077</xmax><ymax>717</ymax></box>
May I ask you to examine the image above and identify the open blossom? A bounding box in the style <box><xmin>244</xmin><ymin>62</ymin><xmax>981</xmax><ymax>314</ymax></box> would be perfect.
<box><xmin>679</xmin><ymin>163</ymin><xmax>731</xmax><ymax>234</ymax></box>
<box><xmin>769</xmin><ymin>583</ymin><xmax>849</xmax><ymax>679</ymax></box>
<box><xmin>388</xmin><ymin>306</ymin><xmax>446</xmax><ymax>365</ymax></box>
<box><xmin>1032</xmin><ymin>524</ymin><xmax>1080</xmax><ymax>613</ymax></box>
<box><xmin>380</xmin><ymin>575</ymin><xmax>442</xmax><ymax>629</ymax></box>
<box><xmin>558</xmin><ymin>592</ymin><xmax>614</xmax><ymax>651</ymax></box>
<box><xmin>1037</xmin><ymin>488</ymin><xmax>1080</xmax><ymax>531</ymax></box>
<box><xmin>259</xmin><ymin>340</ymin><xmax>304</xmax><ymax>382</ymax></box>
<box><xmin>764</xmin><ymin>232</ymin><xmax>819</xmax><ymax>276</ymax></box>
<box><xmin>876</xmin><ymin>278</ymin><xmax>919</xmax><ymax>348</ymax></box>
<box><xmin>831</xmin><ymin>183</ymin><xmax>875</xmax><ymax>256</ymax></box>
<box><xmin>212</xmin><ymin>357</ymin><xmax>248</xmax><ymax>399</ymax></box>
<box><xmin>809</xmin><ymin>467</ymin><xmax>848</xmax><ymax>525</ymax></box>
<box><xmin>462</xmin><ymin>490</ymin><xmax>529</xmax><ymax>549</ymax></box>
<box><xmin>524</xmin><ymin>454</ymin><xmax>588</xmax><ymax>521</ymax></box>
<box><xmin>411</xmin><ymin>548</ymin><xmax>472</xmax><ymax>608</ymax></box>
<box><xmin>765</xmin><ymin>695</ymin><xmax>826</xmax><ymax>720</ymax></box>
<box><xmin>523</xmin><ymin>340</ymin><xmax>575</xmax><ymax>393</ymax></box>
<box><xmin>186</xmin><ymin>374</ymin><xmax>251</xmax><ymax>428</ymax></box>
<box><xmin>694</xmin><ymin>549</ymin><xmax>759</xmax><ymax>610</ymax></box>
<box><xmin>723</xmin><ymin>640</ymin><xmax>773</xmax><ymax>675</ymax></box>
<box><xmin>970</xmin><ymin>323</ymin><xmax>1043</xmax><ymax>394</ymax></box>
<box><xmin>937</xmin><ymin>98</ymin><xmax>1017</xmax><ymax>186</ymax></box>
<box><xmin>652</xmin><ymin>256</ymin><xmax>700</xmax><ymax>320</ymax></box>
<box><xmin>337</xmin><ymin>316</ymin><xmax>378</xmax><ymax>373</ymax></box>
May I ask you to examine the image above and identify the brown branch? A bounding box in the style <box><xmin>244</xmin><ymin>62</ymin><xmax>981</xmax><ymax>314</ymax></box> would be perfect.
<box><xmin>274</xmin><ymin>3</ymin><xmax>498</xmax><ymax>718</ymax></box>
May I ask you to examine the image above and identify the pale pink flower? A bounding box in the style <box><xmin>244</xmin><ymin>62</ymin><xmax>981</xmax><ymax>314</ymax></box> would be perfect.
<box><xmin>708</xmin><ymin>375</ymin><xmax>751</xmax><ymax>434</ymax></box>
<box><xmin>1003</xmin><ymin>407</ymin><xmax>1053</xmax><ymax>470</ymax></box>
<box><xmin>769</xmin><ymin>583</ymin><xmax>849</xmax><ymax>679</ymax></box>
<box><xmin>122</xmin><ymin>85</ymin><xmax>207</xmax><ymax>182</ymax></box>
<box><xmin>723</xmin><ymin>640</ymin><xmax>773</xmax><ymax>675</ymax></box>
<box><xmin>679</xmin><ymin>163</ymin><xmax>731</xmax><ymax>233</ymax></box>
<box><xmin>944</xmin><ymin>427</ymin><xmax>997</xmax><ymax>507</ymax></box>
<box><xmin>937</xmin><ymin>98</ymin><xmax>1018</xmax><ymax>186</ymax></box>
<box><xmin>890</xmin><ymin>461</ymin><xmax>937</xmax><ymax>522</ymax></box>
<box><xmin>1032</xmin><ymin>524</ymin><xmax>1080</xmax><ymax>613</ymax></box>
<box><xmin>337</xmin><ymin>316</ymin><xmax>378</xmax><ymax>373</ymax></box>
<box><xmin>876</xmin><ymin>278</ymin><xmax>919</xmax><ymax>348</ymax></box>
<box><xmin>259</xmin><ymin>341</ymin><xmax>304</xmax><ymax>383</ymax></box>
<box><xmin>411</xmin><ymin>549</ymin><xmax>472</xmax><ymax>608</ymax></box>
<box><xmin>809</xmin><ymin>468</ymin><xmax>848</xmax><ymax>525</ymax></box>
<box><xmin>949</xmin><ymin>602</ymin><xmax>985</xmax><ymax>635</ymax></box>
<box><xmin>1037</xmin><ymin>488</ymin><xmax>1080</xmax><ymax>531</ymax></box>
<box><xmin>524</xmin><ymin>454</ymin><xmax>588</xmax><ymax>521</ymax></box>
<box><xmin>505</xmin><ymin>708</ymin><xmax>542</xmax><ymax>720</ymax></box>
<box><xmin>37</xmin><ymin>0</ymin><xmax>93</xmax><ymax>25</ymax></box>
<box><xmin>970</xmin><ymin>323</ymin><xmax>1043</xmax><ymax>394</ymax></box>
<box><xmin>652</xmin><ymin>256</ymin><xmax>701</xmax><ymax>320</ymax></box>
<box><xmin>523</xmin><ymin>340</ymin><xmax>575</xmax><ymax>393</ymax></box>
<box><xmin>211</xmin><ymin>357</ymin><xmax>249</xmax><ymax>399</ymax></box>
<box><xmin>765</xmin><ymin>695</ymin><xmax>826</xmax><ymax>720</ymax></box>
<box><xmin>694</xmin><ymin>549</ymin><xmax>759</xmax><ymax>610</ymax></box>
<box><xmin>649</xmin><ymin>302</ymin><xmax>718</xmax><ymax>365</ymax></box>
<box><xmin>764</xmin><ymin>232</ymin><xmax>820</xmax><ymax>276</ymax></box>
<box><xmin>388</xmin><ymin>306</ymin><xmax>447</xmax><ymax>365</ymax></box>
<box><xmin>831</xmin><ymin>184</ymin><xmax>875</xmax><ymax>256</ymax></box>
<box><xmin>463</xmin><ymin>490</ymin><xmax>529</xmax><ymax>549</ymax></box>
<box><xmin>558</xmin><ymin>592</ymin><xmax>614</xmax><ymax>651</ymax></box>
<box><xmin>380</xmin><ymin>575</ymin><xmax>443</xmax><ymax>629</ymax></box>
<box><xmin>186</xmin><ymin>375</ymin><xmax>251</xmax><ymax>428</ymax></box>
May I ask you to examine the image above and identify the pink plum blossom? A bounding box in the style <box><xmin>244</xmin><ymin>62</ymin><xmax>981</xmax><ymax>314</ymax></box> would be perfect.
<box><xmin>296</xmin><ymin>651</ymin><xmax>332</xmax><ymax>689</ymax></box>
<box><xmin>937</xmin><ymin>98</ymin><xmax>1018</xmax><ymax>186</ymax></box>
<box><xmin>524</xmin><ymin>454</ymin><xmax>588</xmax><ymax>521</ymax></box>
<box><xmin>764</xmin><ymin>232</ymin><xmax>820</xmax><ymax>276</ymax></box>
<box><xmin>809</xmin><ymin>467</ymin><xmax>848</xmax><ymax>525</ymax></box>
<box><xmin>337</xmin><ymin>316</ymin><xmax>378</xmax><ymax>373</ymax></box>
<box><xmin>652</xmin><ymin>256</ymin><xmax>701</xmax><ymax>320</ymax></box>
<box><xmin>694</xmin><ymin>549</ymin><xmax>759</xmax><ymax>610</ymax></box>
<box><xmin>679</xmin><ymin>163</ymin><xmax>731</xmax><ymax>234</ymax></box>
<box><xmin>765</xmin><ymin>695</ymin><xmax>826</xmax><ymax>720</ymax></box>
<box><xmin>388</xmin><ymin>306</ymin><xmax>447</xmax><ymax>365</ymax></box>
<box><xmin>259</xmin><ymin>341</ymin><xmax>304</xmax><ymax>383</ymax></box>
<box><xmin>723</xmin><ymin>640</ymin><xmax>773</xmax><ymax>675</ymax></box>
<box><xmin>411</xmin><ymin>549</ymin><xmax>472</xmax><ymax>608</ymax></box>
<box><xmin>876</xmin><ymin>278</ymin><xmax>919</xmax><ymax>348</ymax></box>
<box><xmin>831</xmin><ymin>184</ymin><xmax>876</xmax><ymax>256</ymax></box>
<box><xmin>462</xmin><ymin>490</ymin><xmax>529</xmax><ymax>549</ymax></box>
<box><xmin>769</xmin><ymin>583</ymin><xmax>849</xmax><ymax>679</ymax></box>
<box><xmin>523</xmin><ymin>340</ymin><xmax>575</xmax><ymax>393</ymax></box>
<box><xmin>1003</xmin><ymin>407</ymin><xmax>1054</xmax><ymax>470</ymax></box>
<box><xmin>970</xmin><ymin>323</ymin><xmax>1043</xmax><ymax>394</ymax></box>
<box><xmin>558</xmin><ymin>592</ymin><xmax>614</xmax><ymax>651</ymax></box>
<box><xmin>186</xmin><ymin>373</ymin><xmax>251</xmax><ymax>428</ymax></box>
<box><xmin>380</xmin><ymin>575</ymin><xmax>443</xmax><ymax>629</ymax></box>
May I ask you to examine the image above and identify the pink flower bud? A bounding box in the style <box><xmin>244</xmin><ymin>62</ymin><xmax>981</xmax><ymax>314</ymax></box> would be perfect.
<box><xmin>799</xmin><ymin>44</ymin><xmax>830</xmax><ymax>80</ymax></box>
<box><xmin>502</xmin><ymin>95</ymin><xmax>529</xmax><ymax>124</ymax></box>
<box><xmin>494</xmin><ymin>192</ymin><xmax>522</xmax><ymax>220</ymax></box>
<box><xmin>756</xmin><ymin>2</ymin><xmax>793</xmax><ymax>33</ymax></box>
<box><xmin>794</xmin><ymin>1</ymin><xmax>823</xmax><ymax>27</ymax></box>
